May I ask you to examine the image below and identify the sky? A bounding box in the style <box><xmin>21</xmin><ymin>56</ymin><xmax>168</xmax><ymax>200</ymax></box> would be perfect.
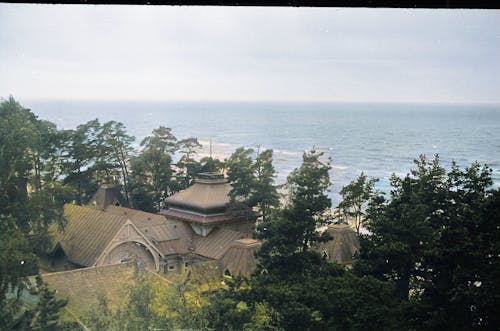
<box><xmin>1</xmin><ymin>5</ymin><xmax>499</xmax><ymax>104</ymax></box>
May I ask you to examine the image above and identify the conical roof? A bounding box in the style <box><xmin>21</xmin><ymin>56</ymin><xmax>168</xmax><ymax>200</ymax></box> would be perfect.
<box><xmin>317</xmin><ymin>224</ymin><xmax>360</xmax><ymax>264</ymax></box>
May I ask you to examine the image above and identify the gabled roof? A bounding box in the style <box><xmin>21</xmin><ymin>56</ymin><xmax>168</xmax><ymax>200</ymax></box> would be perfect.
<box><xmin>104</xmin><ymin>205</ymin><xmax>167</xmax><ymax>227</ymax></box>
<box><xmin>51</xmin><ymin>204</ymin><xmax>126</xmax><ymax>267</ymax></box>
<box><xmin>52</xmin><ymin>201</ymin><xmax>259</xmax><ymax>272</ymax></box>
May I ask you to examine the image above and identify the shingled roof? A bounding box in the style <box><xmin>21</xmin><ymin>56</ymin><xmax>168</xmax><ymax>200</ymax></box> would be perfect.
<box><xmin>51</xmin><ymin>204</ymin><xmax>126</xmax><ymax>267</ymax></box>
<box><xmin>51</xmin><ymin>204</ymin><xmax>193</xmax><ymax>267</ymax></box>
<box><xmin>193</xmin><ymin>228</ymin><xmax>244</xmax><ymax>260</ymax></box>
<box><xmin>89</xmin><ymin>184</ymin><xmax>128</xmax><ymax>210</ymax></box>
<box><xmin>316</xmin><ymin>224</ymin><xmax>360</xmax><ymax>264</ymax></box>
<box><xmin>164</xmin><ymin>172</ymin><xmax>232</xmax><ymax>215</ymax></box>
<box><xmin>42</xmin><ymin>263</ymin><xmax>138</xmax><ymax>317</ymax></box>
<box><xmin>219</xmin><ymin>239</ymin><xmax>261</xmax><ymax>277</ymax></box>
<box><xmin>42</xmin><ymin>262</ymin><xmax>173</xmax><ymax>319</ymax></box>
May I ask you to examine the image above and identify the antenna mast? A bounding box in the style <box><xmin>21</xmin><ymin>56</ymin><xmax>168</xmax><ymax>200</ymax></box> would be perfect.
<box><xmin>209</xmin><ymin>136</ymin><xmax>213</xmax><ymax>159</ymax></box>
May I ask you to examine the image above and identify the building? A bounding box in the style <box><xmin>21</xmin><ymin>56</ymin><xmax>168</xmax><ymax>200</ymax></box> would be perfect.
<box><xmin>48</xmin><ymin>173</ymin><xmax>261</xmax><ymax>278</ymax></box>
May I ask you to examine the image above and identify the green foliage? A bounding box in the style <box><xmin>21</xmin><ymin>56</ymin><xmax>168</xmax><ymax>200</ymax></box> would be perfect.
<box><xmin>175</xmin><ymin>137</ymin><xmax>203</xmax><ymax>190</ymax></box>
<box><xmin>226</xmin><ymin>147</ymin><xmax>279</xmax><ymax>228</ymax></box>
<box><xmin>227</xmin><ymin>147</ymin><xmax>256</xmax><ymax>203</ymax></box>
<box><xmin>337</xmin><ymin>172</ymin><xmax>378</xmax><ymax>235</ymax></box>
<box><xmin>129</xmin><ymin>126</ymin><xmax>178</xmax><ymax>212</ymax></box>
<box><xmin>60</xmin><ymin>119</ymin><xmax>134</xmax><ymax>205</ymax></box>
<box><xmin>259</xmin><ymin>149</ymin><xmax>331</xmax><ymax>260</ymax></box>
<box><xmin>208</xmin><ymin>252</ymin><xmax>403</xmax><ymax>331</ymax></box>
<box><xmin>0</xmin><ymin>97</ymin><xmax>68</xmax><ymax>329</ymax></box>
<box><xmin>357</xmin><ymin>155</ymin><xmax>500</xmax><ymax>329</ymax></box>
<box><xmin>254</xmin><ymin>149</ymin><xmax>280</xmax><ymax>223</ymax></box>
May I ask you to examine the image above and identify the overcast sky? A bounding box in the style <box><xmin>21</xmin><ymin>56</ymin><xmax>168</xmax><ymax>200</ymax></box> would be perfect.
<box><xmin>1</xmin><ymin>5</ymin><xmax>499</xmax><ymax>103</ymax></box>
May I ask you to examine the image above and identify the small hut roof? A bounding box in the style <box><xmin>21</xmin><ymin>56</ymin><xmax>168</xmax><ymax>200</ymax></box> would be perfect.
<box><xmin>317</xmin><ymin>224</ymin><xmax>360</xmax><ymax>264</ymax></box>
<box><xmin>88</xmin><ymin>184</ymin><xmax>128</xmax><ymax>210</ymax></box>
<box><xmin>219</xmin><ymin>239</ymin><xmax>261</xmax><ymax>277</ymax></box>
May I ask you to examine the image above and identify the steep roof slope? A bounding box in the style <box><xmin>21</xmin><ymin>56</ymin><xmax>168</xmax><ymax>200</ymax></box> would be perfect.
<box><xmin>316</xmin><ymin>224</ymin><xmax>360</xmax><ymax>264</ymax></box>
<box><xmin>219</xmin><ymin>239</ymin><xmax>261</xmax><ymax>277</ymax></box>
<box><xmin>51</xmin><ymin>204</ymin><xmax>126</xmax><ymax>267</ymax></box>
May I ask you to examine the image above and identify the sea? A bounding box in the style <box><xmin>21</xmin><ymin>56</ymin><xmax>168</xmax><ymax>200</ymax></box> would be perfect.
<box><xmin>23</xmin><ymin>100</ymin><xmax>500</xmax><ymax>206</ymax></box>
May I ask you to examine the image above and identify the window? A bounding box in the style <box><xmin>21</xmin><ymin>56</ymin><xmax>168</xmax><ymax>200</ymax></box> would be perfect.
<box><xmin>168</xmin><ymin>265</ymin><xmax>176</xmax><ymax>271</ymax></box>
<box><xmin>224</xmin><ymin>268</ymin><xmax>232</xmax><ymax>278</ymax></box>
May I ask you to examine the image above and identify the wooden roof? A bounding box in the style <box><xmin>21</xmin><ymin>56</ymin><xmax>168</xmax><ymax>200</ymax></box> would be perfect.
<box><xmin>164</xmin><ymin>180</ymin><xmax>232</xmax><ymax>214</ymax></box>
<box><xmin>53</xmin><ymin>202</ymin><xmax>260</xmax><ymax>271</ymax></box>
<box><xmin>161</xmin><ymin>208</ymin><xmax>234</xmax><ymax>225</ymax></box>
<box><xmin>316</xmin><ymin>224</ymin><xmax>360</xmax><ymax>264</ymax></box>
<box><xmin>42</xmin><ymin>262</ymin><xmax>173</xmax><ymax>319</ymax></box>
<box><xmin>51</xmin><ymin>204</ymin><xmax>126</xmax><ymax>266</ymax></box>
<box><xmin>193</xmin><ymin>228</ymin><xmax>244</xmax><ymax>260</ymax></box>
<box><xmin>219</xmin><ymin>239</ymin><xmax>261</xmax><ymax>277</ymax></box>
<box><xmin>89</xmin><ymin>184</ymin><xmax>128</xmax><ymax>210</ymax></box>
<box><xmin>42</xmin><ymin>263</ymin><xmax>138</xmax><ymax>317</ymax></box>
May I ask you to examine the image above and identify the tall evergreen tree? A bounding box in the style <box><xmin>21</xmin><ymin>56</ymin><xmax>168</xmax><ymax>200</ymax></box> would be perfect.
<box><xmin>337</xmin><ymin>172</ymin><xmax>378</xmax><ymax>235</ymax></box>
<box><xmin>357</xmin><ymin>155</ymin><xmax>500</xmax><ymax>329</ymax></box>
<box><xmin>0</xmin><ymin>97</ymin><xmax>66</xmax><ymax>329</ymax></box>
<box><xmin>253</xmin><ymin>149</ymin><xmax>279</xmax><ymax>224</ymax></box>
<box><xmin>129</xmin><ymin>126</ymin><xmax>178</xmax><ymax>211</ymax></box>
<box><xmin>259</xmin><ymin>148</ymin><xmax>331</xmax><ymax>260</ymax></box>
<box><xmin>227</xmin><ymin>147</ymin><xmax>256</xmax><ymax>204</ymax></box>
<box><xmin>175</xmin><ymin>137</ymin><xmax>202</xmax><ymax>190</ymax></box>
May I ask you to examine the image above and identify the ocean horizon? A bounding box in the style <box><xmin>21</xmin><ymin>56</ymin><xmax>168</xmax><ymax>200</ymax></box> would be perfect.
<box><xmin>21</xmin><ymin>99</ymin><xmax>500</xmax><ymax>206</ymax></box>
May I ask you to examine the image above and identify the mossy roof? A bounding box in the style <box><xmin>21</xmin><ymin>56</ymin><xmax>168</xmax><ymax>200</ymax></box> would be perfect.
<box><xmin>42</xmin><ymin>263</ymin><xmax>138</xmax><ymax>317</ymax></box>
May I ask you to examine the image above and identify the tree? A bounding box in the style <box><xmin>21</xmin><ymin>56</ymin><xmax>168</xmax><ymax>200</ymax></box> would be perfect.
<box><xmin>129</xmin><ymin>126</ymin><xmax>178</xmax><ymax>212</ymax></box>
<box><xmin>226</xmin><ymin>147</ymin><xmax>279</xmax><ymax>226</ymax></box>
<box><xmin>175</xmin><ymin>137</ymin><xmax>202</xmax><ymax>190</ymax></box>
<box><xmin>227</xmin><ymin>147</ymin><xmax>256</xmax><ymax>204</ymax></box>
<box><xmin>98</xmin><ymin>121</ymin><xmax>135</xmax><ymax>204</ymax></box>
<box><xmin>337</xmin><ymin>172</ymin><xmax>378</xmax><ymax>235</ymax></box>
<box><xmin>60</xmin><ymin>119</ymin><xmax>101</xmax><ymax>204</ymax></box>
<box><xmin>0</xmin><ymin>97</ymin><xmax>67</xmax><ymax>329</ymax></box>
<box><xmin>280</xmin><ymin>148</ymin><xmax>331</xmax><ymax>253</ymax></box>
<box><xmin>357</xmin><ymin>155</ymin><xmax>500</xmax><ymax>330</ymax></box>
<box><xmin>253</xmin><ymin>149</ymin><xmax>279</xmax><ymax>224</ymax></box>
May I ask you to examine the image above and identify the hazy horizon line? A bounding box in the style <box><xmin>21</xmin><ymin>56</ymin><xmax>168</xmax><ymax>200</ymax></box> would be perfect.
<box><xmin>8</xmin><ymin>96</ymin><xmax>500</xmax><ymax>107</ymax></box>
